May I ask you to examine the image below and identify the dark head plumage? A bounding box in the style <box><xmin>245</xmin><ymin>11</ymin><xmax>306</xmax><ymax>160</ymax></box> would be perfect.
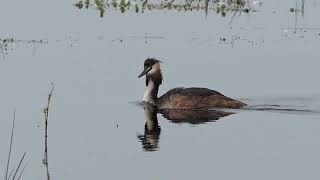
<box><xmin>137</xmin><ymin>58</ymin><xmax>162</xmax><ymax>78</ymax></box>
<box><xmin>143</xmin><ymin>58</ymin><xmax>162</xmax><ymax>68</ymax></box>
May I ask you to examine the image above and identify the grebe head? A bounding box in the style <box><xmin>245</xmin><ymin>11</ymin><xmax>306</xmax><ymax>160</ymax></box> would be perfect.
<box><xmin>138</xmin><ymin>58</ymin><xmax>163</xmax><ymax>104</ymax></box>
<box><xmin>137</xmin><ymin>58</ymin><xmax>162</xmax><ymax>78</ymax></box>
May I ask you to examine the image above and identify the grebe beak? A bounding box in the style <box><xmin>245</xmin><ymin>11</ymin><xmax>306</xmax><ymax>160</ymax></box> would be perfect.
<box><xmin>138</xmin><ymin>66</ymin><xmax>151</xmax><ymax>78</ymax></box>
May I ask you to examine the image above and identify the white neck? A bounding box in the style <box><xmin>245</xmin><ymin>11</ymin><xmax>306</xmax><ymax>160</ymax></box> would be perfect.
<box><xmin>142</xmin><ymin>62</ymin><xmax>162</xmax><ymax>105</ymax></box>
<box><xmin>143</xmin><ymin>80</ymin><xmax>156</xmax><ymax>104</ymax></box>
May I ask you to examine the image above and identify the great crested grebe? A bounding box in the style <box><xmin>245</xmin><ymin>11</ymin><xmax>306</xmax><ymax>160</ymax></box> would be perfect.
<box><xmin>138</xmin><ymin>58</ymin><xmax>247</xmax><ymax>109</ymax></box>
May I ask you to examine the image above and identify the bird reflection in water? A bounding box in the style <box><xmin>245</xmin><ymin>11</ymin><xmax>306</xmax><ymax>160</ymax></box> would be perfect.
<box><xmin>137</xmin><ymin>105</ymin><xmax>233</xmax><ymax>151</ymax></box>
<box><xmin>137</xmin><ymin>105</ymin><xmax>161</xmax><ymax>151</ymax></box>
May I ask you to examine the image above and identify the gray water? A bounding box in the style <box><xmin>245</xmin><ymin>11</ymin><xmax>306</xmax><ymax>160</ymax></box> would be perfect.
<box><xmin>1</xmin><ymin>0</ymin><xmax>320</xmax><ymax>179</ymax></box>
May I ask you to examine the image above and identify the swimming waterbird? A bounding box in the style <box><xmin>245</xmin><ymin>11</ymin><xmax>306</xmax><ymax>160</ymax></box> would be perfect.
<box><xmin>138</xmin><ymin>58</ymin><xmax>246</xmax><ymax>109</ymax></box>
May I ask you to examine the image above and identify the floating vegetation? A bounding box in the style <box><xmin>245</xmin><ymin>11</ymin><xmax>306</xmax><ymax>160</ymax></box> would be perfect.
<box><xmin>74</xmin><ymin>0</ymin><xmax>260</xmax><ymax>17</ymax></box>
<box><xmin>218</xmin><ymin>34</ymin><xmax>263</xmax><ymax>48</ymax></box>
<box><xmin>283</xmin><ymin>0</ymin><xmax>320</xmax><ymax>36</ymax></box>
<box><xmin>290</xmin><ymin>0</ymin><xmax>305</xmax><ymax>16</ymax></box>
<box><xmin>0</xmin><ymin>38</ymin><xmax>48</xmax><ymax>59</ymax></box>
<box><xmin>289</xmin><ymin>0</ymin><xmax>305</xmax><ymax>34</ymax></box>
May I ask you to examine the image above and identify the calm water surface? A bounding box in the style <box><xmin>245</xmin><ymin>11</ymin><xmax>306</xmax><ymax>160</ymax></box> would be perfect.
<box><xmin>1</xmin><ymin>0</ymin><xmax>320</xmax><ymax>179</ymax></box>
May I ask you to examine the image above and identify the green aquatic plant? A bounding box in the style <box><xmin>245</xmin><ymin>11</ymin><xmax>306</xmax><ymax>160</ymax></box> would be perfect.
<box><xmin>111</xmin><ymin>0</ymin><xmax>117</xmax><ymax>8</ymax></box>
<box><xmin>95</xmin><ymin>0</ymin><xmax>105</xmax><ymax>17</ymax></box>
<box><xmin>75</xmin><ymin>0</ymin><xmax>84</xmax><ymax>9</ymax></box>
<box><xmin>76</xmin><ymin>0</ymin><xmax>106</xmax><ymax>16</ymax></box>
<box><xmin>119</xmin><ymin>0</ymin><xmax>131</xmax><ymax>13</ymax></box>
<box><xmin>216</xmin><ymin>2</ymin><xmax>226</xmax><ymax>16</ymax></box>
<box><xmin>215</xmin><ymin>0</ymin><xmax>251</xmax><ymax>17</ymax></box>
<box><xmin>85</xmin><ymin>0</ymin><xmax>90</xmax><ymax>8</ymax></box>
<box><xmin>73</xmin><ymin>0</ymin><xmax>256</xmax><ymax>17</ymax></box>
<box><xmin>142</xmin><ymin>0</ymin><xmax>148</xmax><ymax>8</ymax></box>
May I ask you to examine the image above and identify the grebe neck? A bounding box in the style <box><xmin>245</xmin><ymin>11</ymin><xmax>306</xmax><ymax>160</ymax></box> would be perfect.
<box><xmin>143</xmin><ymin>71</ymin><xmax>162</xmax><ymax>105</ymax></box>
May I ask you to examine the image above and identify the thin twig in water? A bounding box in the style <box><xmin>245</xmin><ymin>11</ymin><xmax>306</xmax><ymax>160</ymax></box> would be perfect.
<box><xmin>3</xmin><ymin>110</ymin><xmax>28</xmax><ymax>180</ymax></box>
<box><xmin>32</xmin><ymin>41</ymin><xmax>36</xmax><ymax>56</ymax></box>
<box><xmin>301</xmin><ymin>0</ymin><xmax>305</xmax><ymax>17</ymax></box>
<box><xmin>0</xmin><ymin>46</ymin><xmax>5</xmax><ymax>60</ymax></box>
<box><xmin>294</xmin><ymin>1</ymin><xmax>298</xmax><ymax>33</ymax></box>
<box><xmin>11</xmin><ymin>152</ymin><xmax>26</xmax><ymax>180</ymax></box>
<box><xmin>17</xmin><ymin>163</ymin><xmax>28</xmax><ymax>180</ymax></box>
<box><xmin>229</xmin><ymin>7</ymin><xmax>238</xmax><ymax>24</ymax></box>
<box><xmin>204</xmin><ymin>0</ymin><xmax>209</xmax><ymax>16</ymax></box>
<box><xmin>5</xmin><ymin>109</ymin><xmax>16</xmax><ymax>180</ymax></box>
<box><xmin>7</xmin><ymin>170</ymin><xmax>14</xmax><ymax>180</ymax></box>
<box><xmin>43</xmin><ymin>83</ymin><xmax>54</xmax><ymax>180</ymax></box>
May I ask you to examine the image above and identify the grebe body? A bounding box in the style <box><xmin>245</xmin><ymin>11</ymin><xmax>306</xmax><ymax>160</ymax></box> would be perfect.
<box><xmin>138</xmin><ymin>58</ymin><xmax>246</xmax><ymax>109</ymax></box>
